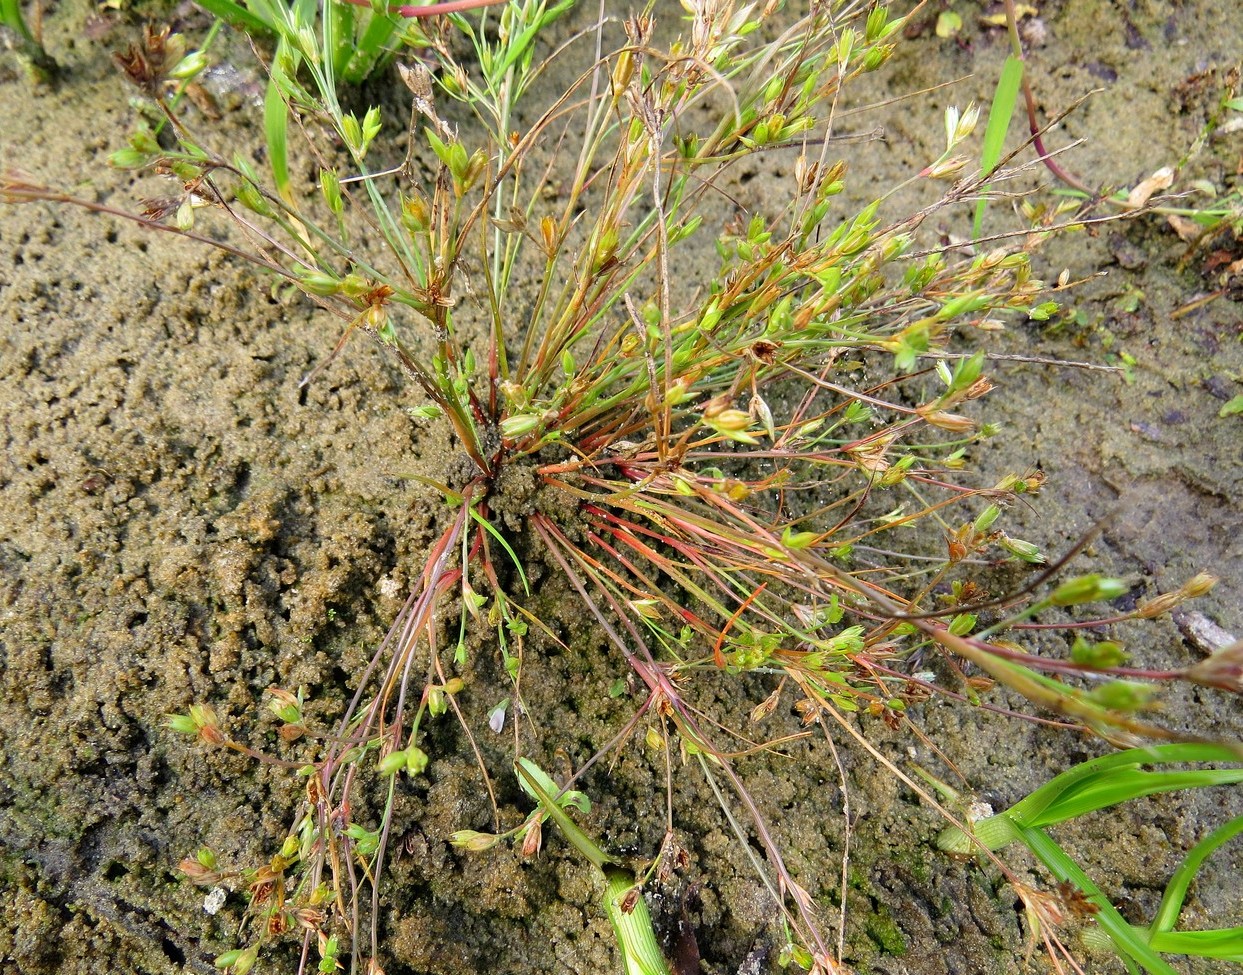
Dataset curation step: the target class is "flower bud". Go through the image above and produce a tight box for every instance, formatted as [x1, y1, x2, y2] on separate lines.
[859, 40, 891, 71]
[706, 407, 751, 431]
[377, 750, 409, 776]
[401, 191, 431, 233]
[500, 413, 541, 439]
[319, 168, 343, 214]
[1049, 574, 1128, 607]
[169, 50, 208, 80]
[973, 504, 1001, 534]
[953, 102, 980, 143]
[449, 830, 501, 852]
[865, 6, 889, 42]
[611, 49, 634, 95]
[998, 534, 1045, 564]
[948, 613, 976, 636]
[267, 687, 302, 724]
[1179, 573, 1218, 599]
[295, 270, 342, 296]
[405, 746, 429, 775]
[109, 147, 149, 170]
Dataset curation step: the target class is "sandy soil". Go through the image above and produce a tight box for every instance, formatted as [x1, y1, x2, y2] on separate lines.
[1, 2, 1241, 974]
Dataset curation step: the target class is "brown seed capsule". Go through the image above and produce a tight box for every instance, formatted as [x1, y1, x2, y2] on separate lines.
[520, 819, 543, 858]
[620, 887, 640, 915]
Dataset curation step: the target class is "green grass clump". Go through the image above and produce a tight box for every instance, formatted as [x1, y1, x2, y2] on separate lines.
[939, 744, 1243, 974]
[5, 1, 1240, 973]
[1, 0, 57, 80]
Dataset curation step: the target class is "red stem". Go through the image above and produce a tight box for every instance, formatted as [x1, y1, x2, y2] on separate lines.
[1002, 0, 1093, 195]
[961, 631, 1183, 681]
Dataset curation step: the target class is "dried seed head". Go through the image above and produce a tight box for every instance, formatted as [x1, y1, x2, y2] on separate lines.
[520, 818, 543, 858]
[1135, 591, 1183, 619]
[750, 686, 782, 723]
[294, 907, 324, 931]
[113, 25, 185, 96]
[923, 410, 976, 433]
[449, 830, 501, 853]
[962, 377, 996, 401]
[700, 393, 733, 419]
[620, 886, 640, 915]
[178, 857, 221, 886]
[1185, 640, 1243, 693]
[1179, 573, 1218, 599]
[278, 723, 306, 743]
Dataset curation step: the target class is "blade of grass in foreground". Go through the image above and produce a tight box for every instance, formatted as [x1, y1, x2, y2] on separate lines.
[516, 759, 671, 975]
[940, 743, 1243, 851]
[973, 53, 1024, 241]
[1148, 812, 1243, 959]
[1018, 823, 1179, 975]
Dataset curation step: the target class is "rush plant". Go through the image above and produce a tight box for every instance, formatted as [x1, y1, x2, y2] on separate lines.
[5, 1, 1238, 973]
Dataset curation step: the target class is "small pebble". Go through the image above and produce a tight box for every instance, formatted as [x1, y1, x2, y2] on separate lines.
[1173, 609, 1237, 656]
[204, 887, 227, 915]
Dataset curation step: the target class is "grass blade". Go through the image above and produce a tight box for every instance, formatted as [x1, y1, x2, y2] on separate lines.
[941, 743, 1243, 853]
[1038, 768, 1243, 825]
[973, 53, 1024, 240]
[1, 0, 36, 45]
[1017, 824, 1179, 975]
[468, 507, 530, 595]
[1148, 928, 1243, 961]
[264, 49, 294, 202]
[1, 0, 57, 76]
[1004, 743, 1241, 831]
[1149, 813, 1243, 935]
[345, 11, 401, 84]
[192, 0, 273, 36]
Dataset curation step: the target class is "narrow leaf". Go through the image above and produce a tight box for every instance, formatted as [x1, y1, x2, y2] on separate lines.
[973, 54, 1024, 240]
[515, 759, 612, 871]
[1018, 825, 1179, 975]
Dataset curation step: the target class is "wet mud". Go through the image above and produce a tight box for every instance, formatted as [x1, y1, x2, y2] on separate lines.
[1, 2, 1241, 974]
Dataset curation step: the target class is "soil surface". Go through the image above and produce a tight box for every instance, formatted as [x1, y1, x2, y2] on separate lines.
[2, 2, 1241, 975]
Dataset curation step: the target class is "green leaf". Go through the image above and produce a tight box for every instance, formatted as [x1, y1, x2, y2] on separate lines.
[468, 507, 529, 595]
[1217, 394, 1243, 418]
[604, 868, 672, 975]
[492, 0, 575, 80]
[1010, 745, 1242, 832]
[515, 759, 610, 871]
[264, 47, 296, 201]
[0, 0, 37, 44]
[1148, 927, 1243, 961]
[1017, 825, 1179, 975]
[974, 54, 1024, 240]
[1150, 813, 1243, 935]
[192, 0, 274, 35]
